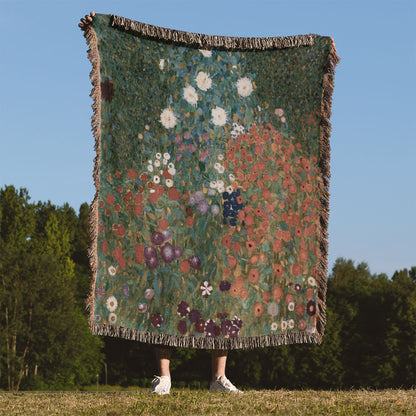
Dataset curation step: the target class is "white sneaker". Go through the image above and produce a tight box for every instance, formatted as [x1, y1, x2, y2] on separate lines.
[209, 375, 243, 393]
[151, 375, 171, 395]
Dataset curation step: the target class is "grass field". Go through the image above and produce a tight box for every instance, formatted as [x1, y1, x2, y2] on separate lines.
[0, 388, 415, 415]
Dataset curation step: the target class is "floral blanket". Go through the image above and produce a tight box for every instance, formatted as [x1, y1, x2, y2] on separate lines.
[83, 14, 338, 349]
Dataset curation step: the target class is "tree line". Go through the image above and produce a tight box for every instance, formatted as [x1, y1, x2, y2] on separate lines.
[0, 185, 414, 391]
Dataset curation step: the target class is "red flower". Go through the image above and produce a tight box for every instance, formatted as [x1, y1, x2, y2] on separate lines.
[106, 194, 115, 205]
[101, 78, 114, 102]
[249, 269, 259, 283]
[158, 218, 169, 230]
[168, 188, 180, 200]
[222, 235, 232, 249]
[254, 302, 264, 317]
[292, 263, 302, 277]
[273, 264, 284, 278]
[135, 244, 144, 263]
[273, 285, 283, 301]
[245, 240, 256, 252]
[127, 169, 137, 179]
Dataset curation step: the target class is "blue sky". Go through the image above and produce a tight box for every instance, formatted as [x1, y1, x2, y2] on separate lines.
[1, 0, 415, 277]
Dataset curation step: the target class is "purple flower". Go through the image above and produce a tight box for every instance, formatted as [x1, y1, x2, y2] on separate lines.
[205, 319, 220, 338]
[221, 320, 233, 336]
[95, 286, 105, 300]
[295, 283, 302, 292]
[174, 247, 183, 258]
[146, 256, 159, 269]
[229, 325, 239, 338]
[217, 312, 229, 319]
[178, 320, 187, 335]
[177, 301, 190, 318]
[306, 300, 316, 316]
[144, 246, 157, 259]
[197, 200, 210, 215]
[195, 319, 206, 333]
[151, 313, 163, 328]
[122, 285, 129, 298]
[161, 243, 175, 263]
[151, 231, 164, 246]
[189, 309, 202, 323]
[178, 143, 186, 152]
[189, 255, 202, 270]
[220, 281, 231, 291]
[211, 204, 220, 215]
[175, 135, 182, 144]
[189, 195, 197, 206]
[188, 144, 196, 153]
[194, 191, 205, 202]
[162, 230, 172, 241]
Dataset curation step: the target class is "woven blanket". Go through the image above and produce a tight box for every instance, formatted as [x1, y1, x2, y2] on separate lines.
[82, 14, 338, 349]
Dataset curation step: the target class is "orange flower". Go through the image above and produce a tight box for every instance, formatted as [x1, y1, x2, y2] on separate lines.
[159, 218, 169, 230]
[273, 285, 283, 301]
[234, 276, 245, 287]
[233, 241, 241, 253]
[236, 195, 244, 204]
[237, 211, 245, 221]
[283, 230, 291, 242]
[155, 185, 165, 196]
[286, 294, 293, 304]
[292, 263, 302, 277]
[257, 179, 264, 189]
[262, 189, 271, 200]
[227, 255, 237, 269]
[254, 302, 264, 317]
[168, 187, 180, 200]
[179, 260, 190, 273]
[306, 288, 314, 300]
[251, 195, 258, 202]
[116, 225, 125, 237]
[295, 226, 303, 238]
[273, 264, 284, 278]
[134, 204, 143, 215]
[134, 244, 144, 263]
[247, 227, 254, 238]
[288, 183, 296, 194]
[263, 291, 271, 302]
[271, 142, 278, 152]
[186, 216, 194, 226]
[249, 269, 259, 283]
[239, 287, 248, 300]
[224, 268, 231, 276]
[299, 249, 308, 262]
[222, 234, 232, 249]
[230, 285, 239, 297]
[259, 253, 266, 263]
[295, 303, 305, 316]
[272, 239, 282, 253]
[249, 255, 258, 265]
[245, 213, 254, 226]
[127, 169, 137, 179]
[106, 194, 115, 205]
[245, 240, 256, 252]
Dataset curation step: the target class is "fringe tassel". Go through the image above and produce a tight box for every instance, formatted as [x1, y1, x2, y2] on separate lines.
[82, 23, 102, 331]
[316, 40, 340, 342]
[91, 323, 321, 350]
[110, 14, 315, 50]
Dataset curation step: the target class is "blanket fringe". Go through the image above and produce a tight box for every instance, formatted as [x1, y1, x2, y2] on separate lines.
[82, 23, 102, 330]
[91, 323, 321, 349]
[316, 40, 340, 342]
[110, 14, 315, 50]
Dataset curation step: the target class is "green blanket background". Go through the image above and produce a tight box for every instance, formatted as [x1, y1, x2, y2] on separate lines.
[83, 14, 338, 349]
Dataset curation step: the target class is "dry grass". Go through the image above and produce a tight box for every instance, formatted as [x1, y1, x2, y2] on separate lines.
[0, 388, 415, 415]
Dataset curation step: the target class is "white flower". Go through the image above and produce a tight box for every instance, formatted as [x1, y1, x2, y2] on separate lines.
[211, 106, 227, 126]
[155, 153, 162, 160]
[147, 165, 154, 172]
[236, 77, 254, 97]
[168, 162, 175, 169]
[106, 296, 118, 312]
[199, 49, 212, 57]
[268, 302, 279, 317]
[148, 159, 153, 164]
[209, 181, 217, 189]
[271, 322, 278, 331]
[288, 319, 295, 329]
[108, 266, 116, 276]
[217, 184, 225, 193]
[216, 180, 224, 187]
[168, 168, 176, 176]
[214, 162, 221, 171]
[288, 301, 295, 312]
[226, 185, 233, 193]
[160, 108, 177, 129]
[275, 108, 284, 117]
[149, 189, 156, 193]
[217, 154, 224, 161]
[281, 320, 288, 330]
[160, 170, 163, 174]
[165, 179, 174, 188]
[229, 174, 236, 181]
[109, 313, 117, 324]
[159, 59, 165, 70]
[308, 276, 317, 286]
[195, 71, 212, 91]
[218, 165, 225, 174]
[163, 152, 171, 160]
[153, 175, 160, 184]
[162, 158, 168, 165]
[281, 116, 286, 123]
[231, 122, 245, 139]
[200, 281, 213, 297]
[208, 189, 216, 196]
[154, 159, 161, 167]
[183, 85, 198, 106]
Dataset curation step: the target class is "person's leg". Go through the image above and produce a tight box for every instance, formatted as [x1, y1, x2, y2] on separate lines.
[157, 347, 172, 378]
[210, 349, 243, 393]
[211, 349, 227, 381]
[152, 347, 172, 394]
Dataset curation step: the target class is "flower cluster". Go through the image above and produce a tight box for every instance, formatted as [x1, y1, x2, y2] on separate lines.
[222, 188, 244, 226]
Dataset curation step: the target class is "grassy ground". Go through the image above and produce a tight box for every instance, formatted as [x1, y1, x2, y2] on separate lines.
[0, 388, 414, 415]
